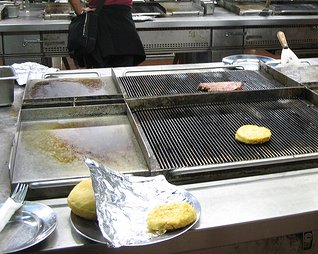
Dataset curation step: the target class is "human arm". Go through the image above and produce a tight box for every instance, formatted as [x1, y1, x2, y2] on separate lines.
[69, 0, 85, 15]
[69, 0, 95, 15]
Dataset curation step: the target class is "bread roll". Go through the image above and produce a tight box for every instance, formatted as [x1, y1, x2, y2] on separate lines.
[67, 178, 97, 220]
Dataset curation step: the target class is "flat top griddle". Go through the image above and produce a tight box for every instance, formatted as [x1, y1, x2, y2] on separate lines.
[118, 70, 289, 98]
[25, 78, 108, 99]
[132, 2, 166, 16]
[11, 104, 148, 189]
[219, 1, 318, 15]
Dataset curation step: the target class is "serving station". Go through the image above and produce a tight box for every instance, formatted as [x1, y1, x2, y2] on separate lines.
[2, 0, 318, 252]
[0, 1, 318, 65]
[1, 57, 318, 253]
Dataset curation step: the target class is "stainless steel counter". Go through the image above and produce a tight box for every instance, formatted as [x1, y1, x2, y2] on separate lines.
[0, 7, 318, 32]
[2, 61, 318, 253]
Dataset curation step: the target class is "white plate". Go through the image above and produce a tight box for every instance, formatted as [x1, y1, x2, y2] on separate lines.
[70, 190, 201, 246]
[0, 201, 57, 253]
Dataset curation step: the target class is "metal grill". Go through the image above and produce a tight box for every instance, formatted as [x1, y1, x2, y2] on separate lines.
[132, 96, 318, 170]
[119, 70, 286, 98]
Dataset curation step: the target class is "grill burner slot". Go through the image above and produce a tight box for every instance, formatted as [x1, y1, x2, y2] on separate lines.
[119, 70, 286, 98]
[131, 93, 318, 171]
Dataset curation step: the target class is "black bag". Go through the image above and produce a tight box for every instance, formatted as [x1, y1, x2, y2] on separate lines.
[67, 0, 105, 59]
[67, 12, 99, 54]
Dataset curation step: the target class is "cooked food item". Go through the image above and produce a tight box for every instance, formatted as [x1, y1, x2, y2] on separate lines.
[197, 81, 243, 92]
[147, 202, 197, 233]
[67, 178, 97, 220]
[235, 124, 272, 144]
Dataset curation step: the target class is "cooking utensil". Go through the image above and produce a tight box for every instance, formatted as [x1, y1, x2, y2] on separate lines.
[0, 183, 28, 232]
[277, 31, 301, 66]
[259, 0, 272, 16]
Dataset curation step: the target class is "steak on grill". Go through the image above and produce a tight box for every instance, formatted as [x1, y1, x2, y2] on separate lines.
[197, 81, 243, 92]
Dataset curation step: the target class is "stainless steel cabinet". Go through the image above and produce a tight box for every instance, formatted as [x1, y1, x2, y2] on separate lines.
[212, 28, 244, 48]
[3, 32, 41, 55]
[42, 31, 69, 56]
[138, 28, 211, 54]
[244, 26, 318, 49]
[211, 28, 244, 61]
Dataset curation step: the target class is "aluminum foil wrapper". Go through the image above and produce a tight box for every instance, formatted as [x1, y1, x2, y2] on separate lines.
[85, 158, 200, 248]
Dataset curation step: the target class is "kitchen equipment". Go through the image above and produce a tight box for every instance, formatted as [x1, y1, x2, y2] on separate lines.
[277, 31, 301, 67]
[0, 183, 28, 233]
[222, 54, 274, 70]
[261, 62, 318, 88]
[200, 0, 215, 15]
[259, 0, 272, 16]
[43, 3, 75, 20]
[0, 66, 17, 106]
[0, 5, 6, 20]
[115, 67, 286, 98]
[159, 1, 204, 16]
[219, 0, 318, 16]
[132, 2, 166, 16]
[4, 4, 20, 18]
[10, 64, 314, 200]
[23, 71, 123, 107]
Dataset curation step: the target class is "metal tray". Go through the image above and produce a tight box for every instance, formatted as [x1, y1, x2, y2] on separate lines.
[261, 62, 318, 88]
[23, 71, 123, 107]
[132, 2, 166, 16]
[9, 103, 148, 199]
[159, 2, 204, 16]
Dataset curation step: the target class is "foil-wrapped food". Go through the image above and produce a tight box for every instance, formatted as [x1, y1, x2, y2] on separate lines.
[82, 158, 201, 247]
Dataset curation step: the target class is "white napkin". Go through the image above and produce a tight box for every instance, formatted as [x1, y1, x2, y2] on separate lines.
[11, 62, 59, 86]
[0, 198, 22, 233]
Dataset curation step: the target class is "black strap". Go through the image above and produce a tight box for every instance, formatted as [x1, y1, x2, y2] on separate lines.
[95, 0, 105, 14]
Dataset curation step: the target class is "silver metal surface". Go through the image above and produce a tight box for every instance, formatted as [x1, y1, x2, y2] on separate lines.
[9, 103, 148, 199]
[0, 201, 57, 253]
[222, 54, 274, 70]
[0, 7, 317, 32]
[3, 63, 318, 253]
[263, 63, 318, 88]
[22, 168, 318, 253]
[0, 66, 17, 106]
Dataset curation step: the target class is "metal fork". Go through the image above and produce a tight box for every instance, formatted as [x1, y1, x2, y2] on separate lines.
[0, 183, 28, 232]
[11, 183, 28, 204]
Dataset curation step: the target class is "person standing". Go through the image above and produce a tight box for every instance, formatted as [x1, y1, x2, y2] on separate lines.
[69, 0, 146, 68]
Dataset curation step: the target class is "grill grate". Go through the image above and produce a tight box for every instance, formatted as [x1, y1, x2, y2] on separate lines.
[132, 97, 318, 170]
[119, 70, 286, 98]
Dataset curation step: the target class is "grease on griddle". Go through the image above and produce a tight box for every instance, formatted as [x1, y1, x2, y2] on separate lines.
[29, 78, 103, 98]
[35, 132, 80, 163]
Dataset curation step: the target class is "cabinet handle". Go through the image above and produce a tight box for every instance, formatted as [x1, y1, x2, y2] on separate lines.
[22, 39, 44, 47]
[22, 39, 62, 47]
[225, 31, 246, 37]
[245, 35, 263, 40]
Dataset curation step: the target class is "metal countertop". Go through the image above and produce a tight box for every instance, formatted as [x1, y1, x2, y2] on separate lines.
[0, 7, 318, 32]
[2, 61, 318, 252]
